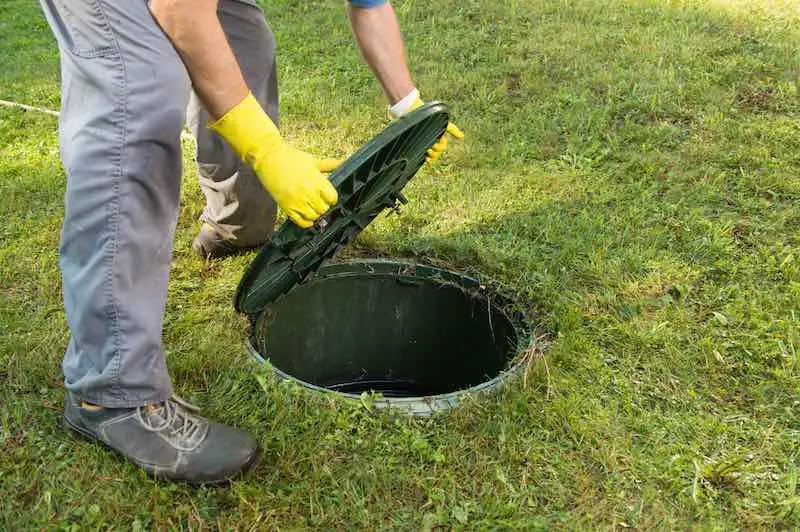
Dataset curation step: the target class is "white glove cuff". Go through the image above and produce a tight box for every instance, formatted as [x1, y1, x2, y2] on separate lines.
[388, 88, 420, 117]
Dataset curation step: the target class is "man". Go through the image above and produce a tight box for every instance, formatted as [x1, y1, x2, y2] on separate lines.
[39, 0, 463, 484]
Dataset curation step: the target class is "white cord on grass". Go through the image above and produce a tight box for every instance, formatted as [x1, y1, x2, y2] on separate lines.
[0, 98, 60, 117]
[0, 97, 194, 140]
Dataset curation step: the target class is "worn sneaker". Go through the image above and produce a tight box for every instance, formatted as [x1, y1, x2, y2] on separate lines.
[64, 393, 260, 485]
[192, 223, 253, 259]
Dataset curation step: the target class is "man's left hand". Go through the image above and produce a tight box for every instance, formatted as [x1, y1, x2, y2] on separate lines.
[390, 90, 464, 164]
[425, 121, 464, 163]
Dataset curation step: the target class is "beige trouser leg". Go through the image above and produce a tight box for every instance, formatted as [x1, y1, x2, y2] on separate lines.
[186, 0, 279, 248]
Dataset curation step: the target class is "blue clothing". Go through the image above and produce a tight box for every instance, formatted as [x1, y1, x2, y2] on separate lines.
[348, 0, 387, 7]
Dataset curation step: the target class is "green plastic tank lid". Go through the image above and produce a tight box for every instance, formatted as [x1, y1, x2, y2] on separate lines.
[235, 102, 451, 314]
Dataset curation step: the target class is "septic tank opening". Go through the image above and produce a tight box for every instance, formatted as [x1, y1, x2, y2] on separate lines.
[249, 260, 522, 414]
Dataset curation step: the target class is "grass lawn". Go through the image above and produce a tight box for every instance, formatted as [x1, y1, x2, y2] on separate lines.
[2, 0, 800, 528]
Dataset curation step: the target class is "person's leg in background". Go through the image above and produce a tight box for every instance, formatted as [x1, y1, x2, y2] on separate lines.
[188, 0, 279, 258]
[40, 0, 258, 483]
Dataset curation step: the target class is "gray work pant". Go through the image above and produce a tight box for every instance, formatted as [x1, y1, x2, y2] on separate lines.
[40, 0, 278, 407]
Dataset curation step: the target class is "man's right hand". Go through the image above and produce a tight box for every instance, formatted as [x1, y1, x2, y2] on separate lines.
[255, 143, 340, 228]
[151, 0, 339, 227]
[210, 93, 339, 228]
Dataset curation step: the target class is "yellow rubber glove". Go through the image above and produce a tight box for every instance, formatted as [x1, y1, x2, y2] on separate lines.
[210, 93, 339, 228]
[390, 93, 464, 163]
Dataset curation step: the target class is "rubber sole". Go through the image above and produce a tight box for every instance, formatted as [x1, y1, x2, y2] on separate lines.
[63, 414, 262, 486]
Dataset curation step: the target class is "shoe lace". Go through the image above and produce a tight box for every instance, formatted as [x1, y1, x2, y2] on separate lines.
[137, 394, 203, 441]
